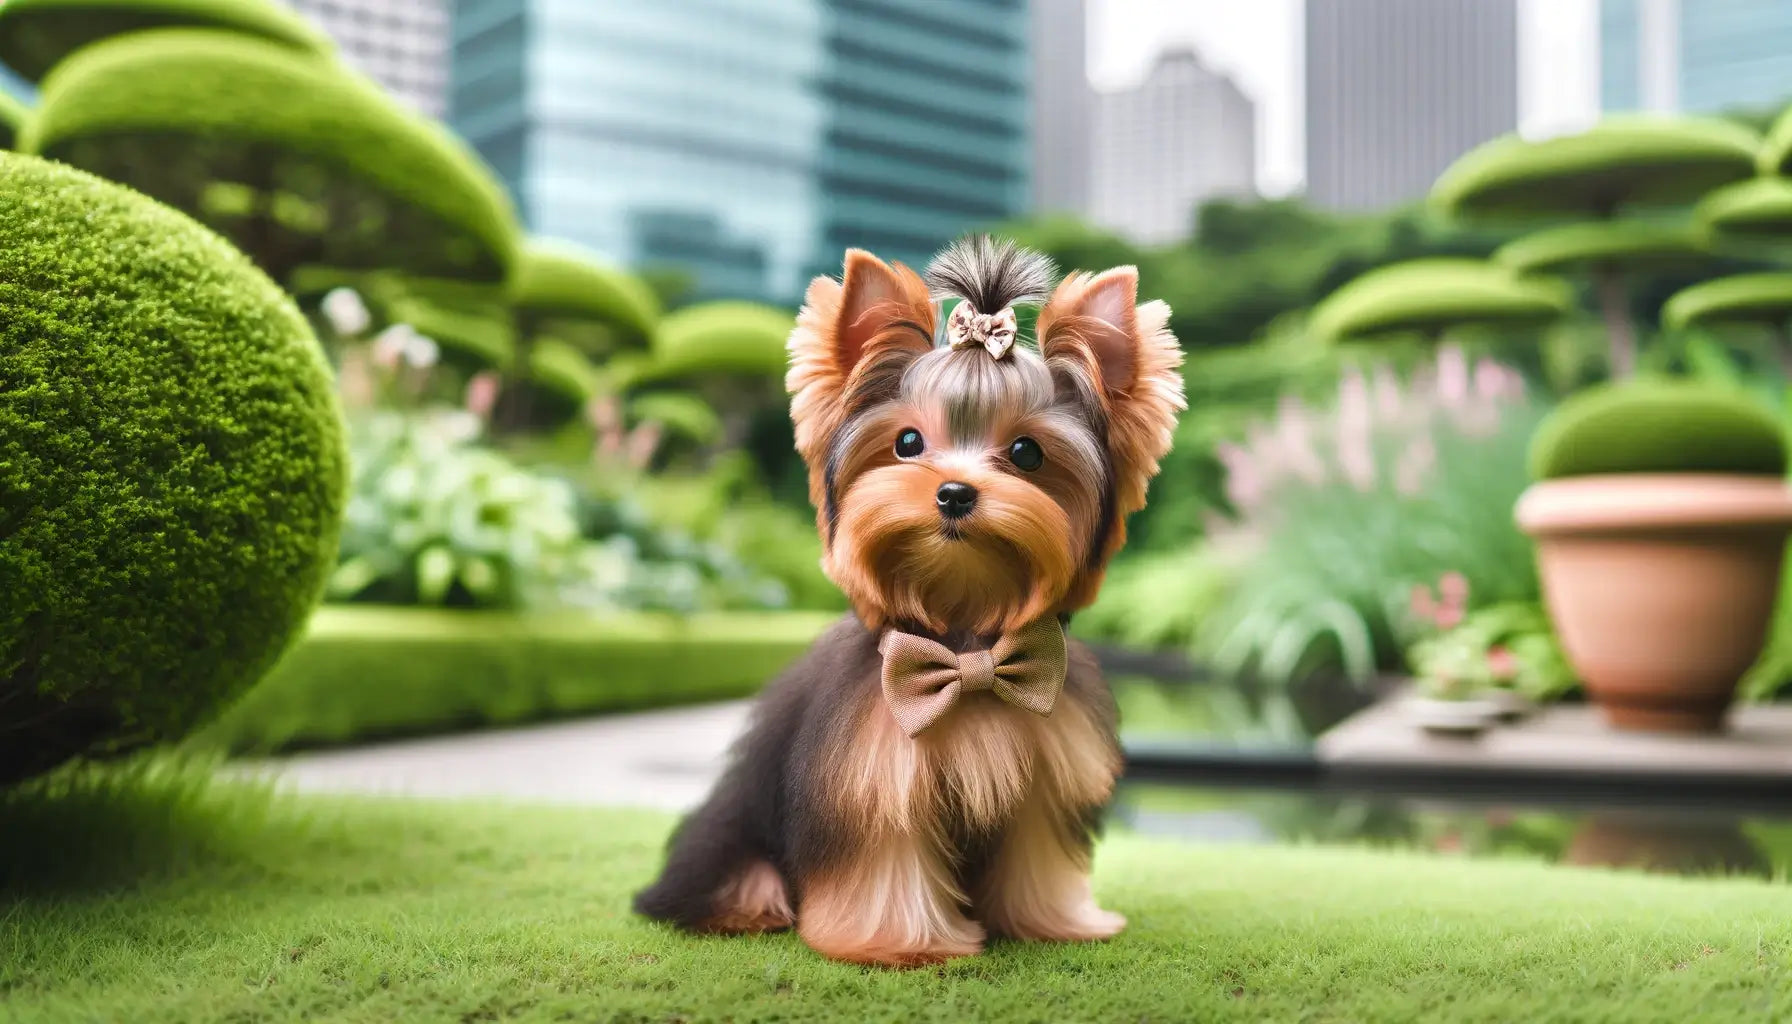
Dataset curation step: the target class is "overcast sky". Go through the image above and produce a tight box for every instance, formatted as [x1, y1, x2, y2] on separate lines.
[1088, 0, 1603, 197]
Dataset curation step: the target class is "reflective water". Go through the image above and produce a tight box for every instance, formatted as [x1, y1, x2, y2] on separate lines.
[1105, 669, 1792, 880]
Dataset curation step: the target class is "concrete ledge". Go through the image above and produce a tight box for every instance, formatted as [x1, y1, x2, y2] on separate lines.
[1318, 698, 1792, 779]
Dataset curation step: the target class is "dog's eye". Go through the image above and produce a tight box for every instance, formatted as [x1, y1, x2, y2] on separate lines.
[894, 428, 926, 459]
[1008, 436, 1044, 472]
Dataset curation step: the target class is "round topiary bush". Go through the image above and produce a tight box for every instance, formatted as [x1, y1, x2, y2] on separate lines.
[1529, 381, 1787, 480]
[0, 153, 346, 784]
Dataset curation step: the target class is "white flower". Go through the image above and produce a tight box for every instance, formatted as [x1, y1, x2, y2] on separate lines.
[403, 330, 440, 369]
[371, 324, 413, 369]
[321, 288, 372, 337]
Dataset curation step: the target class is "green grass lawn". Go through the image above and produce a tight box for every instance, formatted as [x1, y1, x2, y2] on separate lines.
[4, 764, 1791, 1023]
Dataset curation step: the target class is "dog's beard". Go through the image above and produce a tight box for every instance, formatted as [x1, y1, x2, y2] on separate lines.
[829, 468, 1075, 635]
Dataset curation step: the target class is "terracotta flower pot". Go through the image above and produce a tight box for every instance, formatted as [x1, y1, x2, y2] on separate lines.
[1516, 474, 1792, 733]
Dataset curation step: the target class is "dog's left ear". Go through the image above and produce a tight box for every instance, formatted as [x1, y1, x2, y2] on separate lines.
[1038, 266, 1186, 554]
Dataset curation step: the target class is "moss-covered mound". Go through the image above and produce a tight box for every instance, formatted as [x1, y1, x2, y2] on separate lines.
[25, 28, 518, 283]
[1530, 381, 1787, 480]
[0, 91, 27, 151]
[0, 153, 347, 784]
[0, 0, 330, 82]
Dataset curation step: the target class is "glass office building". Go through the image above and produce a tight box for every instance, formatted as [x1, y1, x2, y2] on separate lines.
[1, 64, 32, 105]
[809, 0, 1031, 278]
[450, 0, 1029, 303]
[1602, 0, 1792, 115]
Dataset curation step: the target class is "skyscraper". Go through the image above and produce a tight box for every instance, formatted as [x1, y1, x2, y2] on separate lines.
[452, 1, 823, 302]
[449, 0, 1030, 303]
[1089, 48, 1255, 245]
[809, 0, 1031, 279]
[285, 0, 450, 117]
[1304, 0, 1519, 212]
[0, 64, 31, 106]
[1030, 0, 1092, 215]
[1602, 0, 1792, 115]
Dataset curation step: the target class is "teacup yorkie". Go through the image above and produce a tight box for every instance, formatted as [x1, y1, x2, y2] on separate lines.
[634, 236, 1185, 967]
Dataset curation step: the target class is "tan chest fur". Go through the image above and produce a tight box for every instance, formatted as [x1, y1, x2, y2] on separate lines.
[828, 689, 1120, 845]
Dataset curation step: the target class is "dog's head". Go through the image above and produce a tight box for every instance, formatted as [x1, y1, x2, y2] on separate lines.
[787, 237, 1185, 635]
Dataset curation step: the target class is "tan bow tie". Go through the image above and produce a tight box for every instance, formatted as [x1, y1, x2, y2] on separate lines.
[878, 618, 1068, 737]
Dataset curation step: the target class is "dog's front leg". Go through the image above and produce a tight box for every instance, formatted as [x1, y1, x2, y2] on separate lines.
[973, 785, 1125, 943]
[796, 825, 984, 968]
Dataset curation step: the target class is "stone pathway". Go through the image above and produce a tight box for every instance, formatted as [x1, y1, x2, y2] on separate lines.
[234, 701, 751, 811]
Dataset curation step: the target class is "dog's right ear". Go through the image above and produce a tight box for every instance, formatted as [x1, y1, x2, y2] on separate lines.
[787, 249, 936, 507]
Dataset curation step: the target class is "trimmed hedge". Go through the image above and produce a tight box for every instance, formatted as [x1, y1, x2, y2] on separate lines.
[0, 0, 330, 82]
[514, 240, 661, 346]
[197, 606, 839, 752]
[0, 91, 26, 150]
[1433, 116, 1761, 220]
[0, 153, 346, 784]
[26, 28, 519, 282]
[1530, 381, 1787, 480]
[1307, 258, 1572, 343]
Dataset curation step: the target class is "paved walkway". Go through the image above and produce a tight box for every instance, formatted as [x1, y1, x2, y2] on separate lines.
[235, 701, 752, 811]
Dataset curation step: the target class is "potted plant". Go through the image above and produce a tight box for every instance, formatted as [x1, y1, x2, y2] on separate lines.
[1516, 381, 1792, 731]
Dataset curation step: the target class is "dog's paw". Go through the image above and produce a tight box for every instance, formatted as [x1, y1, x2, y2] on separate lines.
[802, 920, 987, 969]
[995, 902, 1127, 943]
[817, 935, 986, 969]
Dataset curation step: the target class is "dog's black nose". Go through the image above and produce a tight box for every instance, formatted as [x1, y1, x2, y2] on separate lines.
[936, 482, 977, 519]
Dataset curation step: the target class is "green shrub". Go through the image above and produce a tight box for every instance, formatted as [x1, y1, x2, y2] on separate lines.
[1529, 380, 1786, 479]
[332, 410, 789, 613]
[197, 606, 837, 751]
[0, 153, 346, 784]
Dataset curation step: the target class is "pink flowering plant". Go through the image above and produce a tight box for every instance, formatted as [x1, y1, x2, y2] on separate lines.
[1403, 577, 1576, 702]
[1199, 345, 1547, 686]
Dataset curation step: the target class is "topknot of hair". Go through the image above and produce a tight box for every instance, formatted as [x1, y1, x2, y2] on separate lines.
[924, 234, 1057, 316]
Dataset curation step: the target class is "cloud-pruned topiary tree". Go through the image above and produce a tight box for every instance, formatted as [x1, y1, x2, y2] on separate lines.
[499, 240, 664, 430]
[1663, 272, 1792, 373]
[0, 153, 347, 784]
[1432, 116, 1760, 378]
[0, 91, 25, 151]
[1760, 103, 1792, 180]
[0, 0, 330, 82]
[23, 29, 519, 288]
[1696, 176, 1792, 246]
[1308, 257, 1573, 345]
[513, 240, 661, 354]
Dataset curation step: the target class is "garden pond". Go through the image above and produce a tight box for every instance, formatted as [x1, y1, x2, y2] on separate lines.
[1104, 662, 1792, 880]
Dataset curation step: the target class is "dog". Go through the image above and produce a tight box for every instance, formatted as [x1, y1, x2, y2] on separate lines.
[634, 236, 1185, 967]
